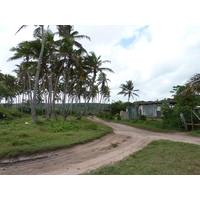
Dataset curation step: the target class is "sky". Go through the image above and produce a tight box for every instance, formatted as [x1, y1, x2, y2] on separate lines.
[1, 25, 200, 103]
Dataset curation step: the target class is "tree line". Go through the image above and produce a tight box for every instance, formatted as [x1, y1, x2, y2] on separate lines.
[2, 25, 114, 123]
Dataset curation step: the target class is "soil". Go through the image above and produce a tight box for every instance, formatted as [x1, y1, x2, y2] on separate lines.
[1, 117, 200, 175]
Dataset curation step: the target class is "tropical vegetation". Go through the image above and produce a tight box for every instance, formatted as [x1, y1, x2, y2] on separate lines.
[4, 25, 114, 123]
[0, 115, 112, 159]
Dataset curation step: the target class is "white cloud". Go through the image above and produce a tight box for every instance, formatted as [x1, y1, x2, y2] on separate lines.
[1, 25, 200, 102]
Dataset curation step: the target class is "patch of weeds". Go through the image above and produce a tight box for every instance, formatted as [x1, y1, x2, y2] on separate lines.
[11, 139, 31, 146]
[52, 121, 80, 132]
[17, 132, 29, 138]
[111, 143, 119, 148]
[1, 130, 9, 136]
[82, 123, 97, 130]
[62, 133, 73, 136]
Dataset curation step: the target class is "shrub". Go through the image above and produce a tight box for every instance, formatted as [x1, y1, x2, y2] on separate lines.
[0, 107, 23, 120]
[116, 113, 121, 120]
[52, 121, 80, 132]
[139, 114, 147, 121]
[17, 107, 31, 114]
[132, 117, 139, 123]
[97, 112, 114, 120]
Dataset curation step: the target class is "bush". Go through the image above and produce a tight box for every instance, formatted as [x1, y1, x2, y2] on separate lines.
[52, 121, 80, 132]
[97, 112, 114, 120]
[161, 104, 199, 131]
[116, 113, 121, 120]
[36, 108, 46, 115]
[17, 107, 31, 114]
[0, 107, 23, 120]
[139, 114, 147, 121]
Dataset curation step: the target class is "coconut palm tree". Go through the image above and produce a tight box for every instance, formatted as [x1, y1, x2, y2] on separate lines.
[118, 80, 139, 102]
[15, 25, 45, 123]
[56, 25, 90, 121]
[185, 73, 200, 95]
[97, 72, 111, 111]
[76, 52, 113, 119]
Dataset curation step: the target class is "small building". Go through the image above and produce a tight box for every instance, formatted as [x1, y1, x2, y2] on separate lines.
[138, 100, 176, 118]
[119, 100, 176, 120]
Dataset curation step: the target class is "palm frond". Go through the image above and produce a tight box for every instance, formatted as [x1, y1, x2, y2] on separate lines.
[15, 25, 28, 35]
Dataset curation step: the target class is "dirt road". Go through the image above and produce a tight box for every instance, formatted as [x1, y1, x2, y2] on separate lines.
[1, 117, 200, 175]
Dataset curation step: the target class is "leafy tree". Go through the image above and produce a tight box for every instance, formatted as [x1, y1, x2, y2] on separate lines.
[162, 85, 200, 131]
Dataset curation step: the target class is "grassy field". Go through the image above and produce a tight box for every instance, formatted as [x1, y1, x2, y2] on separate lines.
[85, 140, 200, 175]
[0, 115, 112, 159]
[112, 118, 181, 132]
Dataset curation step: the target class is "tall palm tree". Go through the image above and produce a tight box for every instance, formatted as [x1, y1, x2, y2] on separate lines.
[76, 52, 113, 119]
[15, 25, 45, 123]
[118, 80, 139, 102]
[56, 25, 90, 121]
[97, 72, 111, 111]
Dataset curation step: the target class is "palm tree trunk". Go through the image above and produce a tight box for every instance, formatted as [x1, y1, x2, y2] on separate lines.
[52, 76, 59, 120]
[46, 73, 53, 120]
[77, 74, 96, 120]
[61, 65, 71, 121]
[31, 25, 44, 124]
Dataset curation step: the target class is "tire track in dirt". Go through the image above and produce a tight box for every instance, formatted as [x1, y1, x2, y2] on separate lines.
[0, 117, 200, 175]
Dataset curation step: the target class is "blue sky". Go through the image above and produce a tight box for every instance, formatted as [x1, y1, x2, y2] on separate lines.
[118, 26, 150, 48]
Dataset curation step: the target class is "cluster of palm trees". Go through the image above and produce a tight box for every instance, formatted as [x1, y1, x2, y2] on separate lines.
[8, 25, 114, 122]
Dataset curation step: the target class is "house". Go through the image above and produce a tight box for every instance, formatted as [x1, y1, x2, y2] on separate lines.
[138, 100, 176, 118]
[120, 100, 176, 120]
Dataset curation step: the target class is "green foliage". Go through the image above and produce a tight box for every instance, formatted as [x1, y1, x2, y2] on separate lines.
[0, 116, 112, 159]
[0, 107, 23, 120]
[51, 121, 80, 132]
[17, 107, 31, 114]
[139, 114, 147, 121]
[116, 113, 121, 120]
[36, 108, 47, 115]
[109, 101, 126, 116]
[161, 85, 200, 131]
[171, 85, 198, 108]
[97, 112, 114, 120]
[117, 118, 178, 132]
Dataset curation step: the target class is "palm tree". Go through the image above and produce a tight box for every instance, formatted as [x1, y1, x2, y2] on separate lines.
[76, 52, 113, 119]
[185, 73, 200, 95]
[97, 72, 111, 111]
[118, 80, 139, 102]
[56, 25, 90, 121]
[15, 25, 45, 123]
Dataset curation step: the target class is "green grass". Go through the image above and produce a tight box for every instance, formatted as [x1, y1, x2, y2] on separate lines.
[85, 140, 200, 175]
[113, 118, 200, 136]
[188, 130, 200, 137]
[112, 119, 180, 132]
[0, 115, 112, 159]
